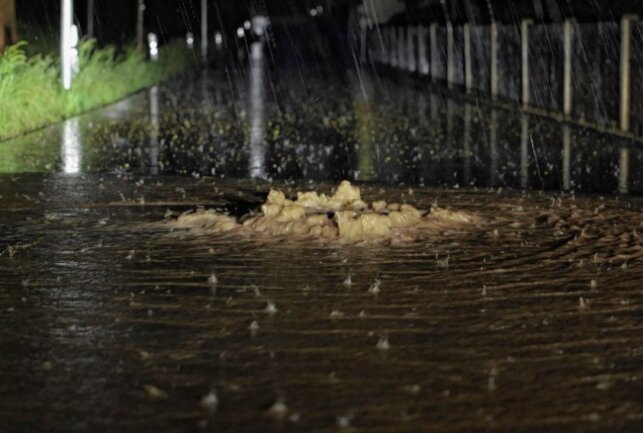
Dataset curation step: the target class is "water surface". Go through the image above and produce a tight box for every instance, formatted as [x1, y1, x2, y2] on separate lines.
[0, 63, 642, 433]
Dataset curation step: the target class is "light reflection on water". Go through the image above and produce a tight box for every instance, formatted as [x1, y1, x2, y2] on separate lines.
[0, 176, 641, 432]
[619, 147, 629, 194]
[149, 86, 160, 175]
[0, 65, 640, 194]
[249, 40, 266, 179]
[61, 117, 81, 175]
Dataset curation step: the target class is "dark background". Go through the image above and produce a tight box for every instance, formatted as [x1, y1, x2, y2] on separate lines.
[16, 0, 330, 45]
[15, 0, 643, 46]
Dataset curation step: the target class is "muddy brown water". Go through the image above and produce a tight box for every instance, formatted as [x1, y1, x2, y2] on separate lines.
[1, 68, 643, 432]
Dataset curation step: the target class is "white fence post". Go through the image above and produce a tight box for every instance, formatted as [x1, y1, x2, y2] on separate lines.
[521, 19, 532, 107]
[619, 14, 638, 132]
[563, 19, 574, 117]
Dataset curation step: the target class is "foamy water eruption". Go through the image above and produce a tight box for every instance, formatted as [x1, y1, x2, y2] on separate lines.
[168, 181, 482, 243]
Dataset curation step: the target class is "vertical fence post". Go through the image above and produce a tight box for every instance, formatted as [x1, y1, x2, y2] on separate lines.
[521, 19, 532, 108]
[618, 14, 634, 195]
[446, 22, 454, 88]
[464, 23, 472, 93]
[418, 26, 429, 74]
[490, 21, 498, 100]
[563, 19, 574, 117]
[619, 14, 638, 132]
[407, 26, 416, 72]
[430, 23, 438, 82]
[520, 114, 529, 189]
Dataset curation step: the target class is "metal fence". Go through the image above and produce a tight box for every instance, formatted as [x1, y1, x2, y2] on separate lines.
[368, 16, 642, 141]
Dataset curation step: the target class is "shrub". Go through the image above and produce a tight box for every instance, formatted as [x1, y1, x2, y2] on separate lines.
[0, 38, 193, 141]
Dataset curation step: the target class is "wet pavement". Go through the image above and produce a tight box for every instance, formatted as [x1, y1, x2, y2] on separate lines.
[1, 59, 642, 432]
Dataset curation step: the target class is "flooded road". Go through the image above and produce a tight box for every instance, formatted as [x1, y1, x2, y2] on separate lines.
[1, 65, 642, 194]
[1, 61, 642, 432]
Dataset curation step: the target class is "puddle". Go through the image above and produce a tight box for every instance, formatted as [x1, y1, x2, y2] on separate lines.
[0, 65, 642, 432]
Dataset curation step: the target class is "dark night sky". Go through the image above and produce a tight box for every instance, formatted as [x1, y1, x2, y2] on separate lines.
[15, 0, 643, 46]
[16, 0, 261, 45]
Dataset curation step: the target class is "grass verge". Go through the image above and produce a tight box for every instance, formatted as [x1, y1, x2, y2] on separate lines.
[0, 39, 194, 141]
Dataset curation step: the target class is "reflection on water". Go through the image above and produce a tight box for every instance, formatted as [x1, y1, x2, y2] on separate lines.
[521, 115, 529, 189]
[0, 176, 642, 432]
[248, 40, 266, 179]
[102, 97, 133, 120]
[563, 125, 572, 191]
[463, 103, 472, 185]
[619, 147, 629, 194]
[0, 66, 640, 194]
[149, 86, 160, 175]
[351, 70, 375, 181]
[61, 117, 81, 174]
[1, 60, 643, 433]
[489, 109, 499, 188]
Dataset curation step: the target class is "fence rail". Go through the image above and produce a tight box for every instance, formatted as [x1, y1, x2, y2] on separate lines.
[368, 16, 643, 141]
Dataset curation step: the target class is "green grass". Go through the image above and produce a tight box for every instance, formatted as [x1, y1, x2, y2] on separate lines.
[0, 38, 194, 141]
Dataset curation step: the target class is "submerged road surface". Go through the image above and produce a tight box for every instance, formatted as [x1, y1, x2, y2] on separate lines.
[0, 63, 642, 433]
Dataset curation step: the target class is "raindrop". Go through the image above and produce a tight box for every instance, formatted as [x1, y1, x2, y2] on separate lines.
[579, 297, 590, 310]
[144, 385, 167, 399]
[201, 390, 219, 413]
[268, 399, 288, 418]
[249, 320, 260, 334]
[264, 301, 277, 314]
[368, 278, 381, 294]
[207, 273, 218, 285]
[337, 414, 353, 428]
[376, 333, 390, 350]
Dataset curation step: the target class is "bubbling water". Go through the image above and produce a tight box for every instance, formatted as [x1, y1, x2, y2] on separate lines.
[169, 181, 482, 243]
